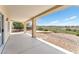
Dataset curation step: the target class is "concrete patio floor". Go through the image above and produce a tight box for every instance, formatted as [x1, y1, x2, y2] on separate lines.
[1, 33, 66, 54]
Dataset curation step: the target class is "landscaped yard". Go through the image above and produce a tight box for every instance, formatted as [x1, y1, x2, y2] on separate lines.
[27, 26, 79, 53]
[36, 32, 79, 53]
[37, 26, 79, 36]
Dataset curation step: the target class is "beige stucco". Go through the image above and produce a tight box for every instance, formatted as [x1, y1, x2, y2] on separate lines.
[23, 22, 27, 33]
[0, 6, 10, 43]
[32, 18, 36, 38]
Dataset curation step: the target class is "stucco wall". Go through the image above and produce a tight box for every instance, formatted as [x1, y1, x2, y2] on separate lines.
[0, 6, 10, 50]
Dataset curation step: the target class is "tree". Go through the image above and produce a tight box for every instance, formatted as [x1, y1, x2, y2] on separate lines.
[13, 22, 24, 29]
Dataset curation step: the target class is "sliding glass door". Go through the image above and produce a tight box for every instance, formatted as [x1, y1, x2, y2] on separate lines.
[0, 13, 3, 46]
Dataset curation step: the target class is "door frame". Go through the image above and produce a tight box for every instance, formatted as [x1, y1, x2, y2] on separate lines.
[0, 13, 4, 45]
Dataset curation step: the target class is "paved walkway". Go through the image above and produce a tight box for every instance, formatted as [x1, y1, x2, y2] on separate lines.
[2, 33, 65, 54]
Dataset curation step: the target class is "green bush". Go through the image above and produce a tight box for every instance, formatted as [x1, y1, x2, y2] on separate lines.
[44, 29, 48, 31]
[27, 27, 32, 30]
[76, 33, 79, 36]
[66, 28, 72, 31]
[52, 30, 58, 33]
[73, 29, 77, 32]
[13, 22, 24, 29]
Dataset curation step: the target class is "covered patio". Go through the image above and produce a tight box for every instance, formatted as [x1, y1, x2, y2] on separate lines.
[8, 5, 66, 38]
[2, 32, 66, 54]
[0, 5, 74, 54]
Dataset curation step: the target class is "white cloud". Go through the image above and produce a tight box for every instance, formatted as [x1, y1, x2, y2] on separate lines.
[37, 15, 78, 26]
[65, 16, 77, 21]
[50, 20, 59, 24]
[46, 16, 78, 26]
[46, 20, 59, 26]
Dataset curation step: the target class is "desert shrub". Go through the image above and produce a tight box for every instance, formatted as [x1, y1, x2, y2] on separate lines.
[66, 28, 72, 31]
[52, 30, 58, 33]
[37, 27, 44, 30]
[76, 33, 79, 36]
[73, 29, 77, 32]
[44, 29, 48, 31]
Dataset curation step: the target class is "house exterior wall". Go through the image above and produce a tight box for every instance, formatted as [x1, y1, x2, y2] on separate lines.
[0, 6, 10, 53]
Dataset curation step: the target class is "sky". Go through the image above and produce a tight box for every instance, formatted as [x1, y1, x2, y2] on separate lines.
[37, 6, 79, 26]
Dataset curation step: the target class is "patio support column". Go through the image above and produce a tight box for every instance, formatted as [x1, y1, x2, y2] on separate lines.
[10, 21, 13, 33]
[24, 22, 27, 33]
[32, 18, 36, 38]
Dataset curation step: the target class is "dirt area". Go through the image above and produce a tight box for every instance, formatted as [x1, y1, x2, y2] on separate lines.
[27, 31, 79, 54]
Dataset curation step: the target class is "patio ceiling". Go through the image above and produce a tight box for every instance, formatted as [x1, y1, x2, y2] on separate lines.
[4, 5, 68, 22]
[5, 5, 55, 21]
